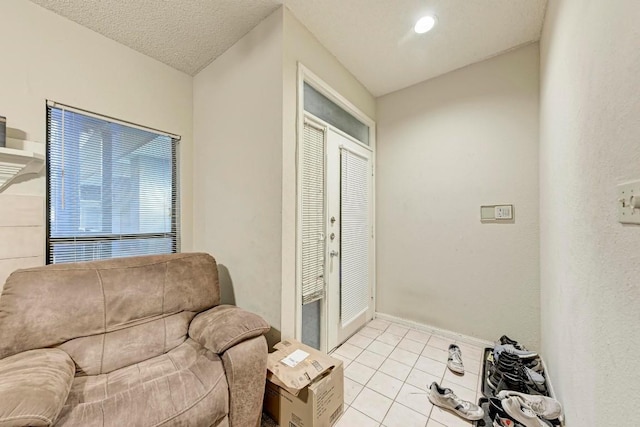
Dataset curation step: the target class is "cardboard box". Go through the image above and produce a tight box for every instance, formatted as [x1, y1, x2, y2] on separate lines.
[264, 340, 344, 427]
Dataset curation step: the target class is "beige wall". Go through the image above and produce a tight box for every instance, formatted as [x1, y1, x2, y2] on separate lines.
[192, 7, 376, 343]
[376, 44, 540, 348]
[192, 10, 284, 344]
[0, 0, 193, 283]
[0, 196, 44, 292]
[540, 1, 640, 424]
[281, 8, 376, 339]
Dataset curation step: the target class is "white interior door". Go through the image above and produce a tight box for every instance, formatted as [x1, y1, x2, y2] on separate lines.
[326, 129, 373, 351]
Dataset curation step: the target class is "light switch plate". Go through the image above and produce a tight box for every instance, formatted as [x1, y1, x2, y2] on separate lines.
[617, 180, 640, 224]
[495, 205, 513, 219]
[481, 204, 514, 221]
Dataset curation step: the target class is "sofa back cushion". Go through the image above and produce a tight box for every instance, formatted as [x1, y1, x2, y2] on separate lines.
[0, 253, 219, 374]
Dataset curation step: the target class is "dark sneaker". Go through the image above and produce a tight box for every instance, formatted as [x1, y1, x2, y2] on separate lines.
[488, 398, 510, 420]
[499, 352, 544, 375]
[489, 352, 545, 390]
[494, 344, 538, 359]
[488, 363, 507, 390]
[494, 350, 519, 365]
[428, 382, 484, 421]
[447, 344, 465, 375]
[499, 335, 529, 351]
[496, 372, 546, 396]
[525, 367, 545, 385]
[488, 353, 517, 389]
[515, 364, 547, 394]
[525, 357, 544, 373]
[503, 353, 544, 381]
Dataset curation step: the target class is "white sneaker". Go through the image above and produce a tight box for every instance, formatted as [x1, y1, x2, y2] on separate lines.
[428, 382, 484, 421]
[447, 344, 465, 375]
[497, 391, 563, 420]
[502, 396, 553, 427]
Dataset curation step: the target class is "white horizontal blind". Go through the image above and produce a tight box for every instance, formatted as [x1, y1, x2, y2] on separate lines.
[46, 106, 180, 264]
[301, 122, 326, 305]
[340, 148, 370, 325]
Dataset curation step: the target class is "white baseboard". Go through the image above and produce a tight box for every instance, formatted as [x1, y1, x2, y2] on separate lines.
[374, 312, 494, 348]
[374, 312, 563, 424]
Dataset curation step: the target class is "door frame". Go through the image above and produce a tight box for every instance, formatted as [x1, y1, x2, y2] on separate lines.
[295, 63, 376, 351]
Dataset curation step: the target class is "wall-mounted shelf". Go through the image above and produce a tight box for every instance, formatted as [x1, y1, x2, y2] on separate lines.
[0, 146, 45, 192]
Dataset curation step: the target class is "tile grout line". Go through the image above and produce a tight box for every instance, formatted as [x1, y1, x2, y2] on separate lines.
[340, 319, 485, 427]
[346, 405, 380, 426]
[369, 323, 397, 426]
[377, 328, 424, 425]
[370, 322, 419, 425]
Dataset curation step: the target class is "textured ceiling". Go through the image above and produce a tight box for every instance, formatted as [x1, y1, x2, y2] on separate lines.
[28, 0, 547, 96]
[28, 0, 282, 76]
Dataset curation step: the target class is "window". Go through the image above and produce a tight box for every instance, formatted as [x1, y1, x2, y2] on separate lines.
[46, 103, 180, 264]
[303, 82, 370, 145]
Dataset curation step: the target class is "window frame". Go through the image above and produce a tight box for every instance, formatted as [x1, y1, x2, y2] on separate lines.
[45, 101, 181, 264]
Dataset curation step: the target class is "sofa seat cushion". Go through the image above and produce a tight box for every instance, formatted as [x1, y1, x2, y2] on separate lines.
[55, 339, 228, 427]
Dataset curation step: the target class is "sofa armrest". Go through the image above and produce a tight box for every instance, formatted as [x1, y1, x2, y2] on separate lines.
[0, 348, 75, 427]
[222, 336, 268, 427]
[188, 305, 270, 354]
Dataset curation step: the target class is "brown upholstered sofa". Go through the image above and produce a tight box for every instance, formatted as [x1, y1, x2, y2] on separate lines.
[0, 253, 270, 427]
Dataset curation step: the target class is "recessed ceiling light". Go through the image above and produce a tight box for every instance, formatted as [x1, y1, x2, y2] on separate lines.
[414, 15, 437, 34]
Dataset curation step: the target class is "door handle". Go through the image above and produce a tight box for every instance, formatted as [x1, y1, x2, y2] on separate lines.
[330, 250, 339, 257]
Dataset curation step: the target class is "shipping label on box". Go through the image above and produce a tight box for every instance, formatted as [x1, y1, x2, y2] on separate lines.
[267, 339, 338, 395]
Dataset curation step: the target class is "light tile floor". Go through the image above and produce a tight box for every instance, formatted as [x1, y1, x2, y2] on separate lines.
[331, 318, 486, 427]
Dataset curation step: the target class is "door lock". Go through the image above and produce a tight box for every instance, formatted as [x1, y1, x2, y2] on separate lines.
[330, 232, 335, 240]
[330, 250, 339, 257]
[330, 216, 336, 225]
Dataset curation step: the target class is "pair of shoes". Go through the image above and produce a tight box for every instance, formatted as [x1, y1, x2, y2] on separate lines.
[491, 393, 562, 427]
[495, 370, 547, 396]
[428, 382, 484, 421]
[499, 335, 529, 351]
[525, 357, 544, 373]
[491, 352, 545, 384]
[494, 344, 538, 360]
[495, 343, 544, 373]
[447, 344, 464, 375]
[502, 396, 556, 427]
[497, 391, 563, 420]
[488, 352, 546, 394]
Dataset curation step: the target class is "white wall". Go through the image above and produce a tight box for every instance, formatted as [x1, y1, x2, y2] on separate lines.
[376, 44, 540, 348]
[540, 1, 640, 424]
[0, 0, 193, 283]
[193, 10, 284, 345]
[281, 8, 377, 339]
